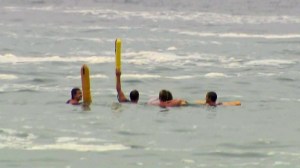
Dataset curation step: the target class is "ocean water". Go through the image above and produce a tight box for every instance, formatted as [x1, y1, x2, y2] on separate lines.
[1, 0, 300, 167]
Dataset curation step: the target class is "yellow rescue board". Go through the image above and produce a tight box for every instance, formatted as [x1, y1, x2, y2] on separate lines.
[222, 101, 241, 106]
[115, 38, 122, 71]
[195, 100, 241, 106]
[81, 64, 92, 104]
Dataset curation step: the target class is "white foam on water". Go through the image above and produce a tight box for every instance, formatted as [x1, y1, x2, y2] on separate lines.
[0, 54, 113, 64]
[211, 41, 222, 45]
[182, 159, 195, 164]
[279, 98, 291, 101]
[221, 33, 300, 39]
[273, 161, 291, 166]
[0, 128, 37, 149]
[22, 125, 33, 129]
[245, 59, 296, 66]
[145, 147, 192, 152]
[66, 76, 81, 79]
[91, 74, 109, 79]
[278, 151, 300, 157]
[72, 37, 103, 43]
[257, 73, 276, 77]
[237, 162, 260, 166]
[26, 140, 130, 152]
[278, 98, 300, 103]
[0, 87, 5, 93]
[224, 62, 244, 68]
[28, 143, 129, 152]
[231, 95, 243, 98]
[2, 84, 66, 93]
[0, 129, 129, 152]
[1, 31, 18, 38]
[196, 62, 214, 67]
[166, 75, 194, 80]
[3, 6, 54, 12]
[124, 51, 179, 65]
[68, 74, 161, 79]
[66, 74, 108, 79]
[63, 9, 300, 24]
[204, 73, 229, 78]
[169, 29, 300, 39]
[219, 57, 244, 68]
[56, 137, 107, 143]
[167, 46, 177, 51]
[3, 6, 22, 12]
[22, 33, 105, 43]
[123, 74, 161, 79]
[0, 74, 18, 80]
[26, 6, 55, 11]
[7, 84, 41, 92]
[1, 52, 240, 70]
[69, 50, 98, 56]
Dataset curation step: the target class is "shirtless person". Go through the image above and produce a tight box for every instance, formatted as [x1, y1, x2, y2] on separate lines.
[148, 89, 187, 107]
[116, 69, 139, 103]
[196, 91, 241, 106]
[66, 87, 82, 105]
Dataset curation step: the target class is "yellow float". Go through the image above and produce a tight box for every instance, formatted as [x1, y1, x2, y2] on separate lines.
[115, 38, 122, 71]
[81, 64, 92, 104]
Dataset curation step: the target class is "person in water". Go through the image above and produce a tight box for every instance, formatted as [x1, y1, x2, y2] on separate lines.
[195, 91, 241, 106]
[205, 91, 222, 106]
[116, 69, 139, 103]
[148, 89, 187, 107]
[66, 87, 82, 105]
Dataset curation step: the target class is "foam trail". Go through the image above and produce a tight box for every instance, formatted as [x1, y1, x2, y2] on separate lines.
[0, 74, 18, 80]
[0, 129, 129, 152]
[245, 59, 296, 66]
[67, 74, 108, 79]
[0, 128, 37, 149]
[125, 51, 179, 64]
[62, 9, 300, 24]
[3, 6, 54, 12]
[28, 143, 129, 152]
[56, 137, 106, 143]
[0, 54, 113, 64]
[205, 73, 228, 78]
[123, 74, 161, 79]
[257, 73, 276, 77]
[167, 46, 177, 51]
[169, 30, 300, 39]
[166, 76, 194, 79]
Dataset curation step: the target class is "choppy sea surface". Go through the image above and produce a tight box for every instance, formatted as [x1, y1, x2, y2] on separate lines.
[0, 0, 300, 167]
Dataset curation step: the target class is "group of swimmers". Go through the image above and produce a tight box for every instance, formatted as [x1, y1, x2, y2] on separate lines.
[66, 68, 225, 107]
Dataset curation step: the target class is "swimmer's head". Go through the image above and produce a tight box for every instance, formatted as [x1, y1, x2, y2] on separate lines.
[159, 89, 173, 102]
[71, 87, 82, 101]
[206, 91, 217, 103]
[130, 90, 139, 103]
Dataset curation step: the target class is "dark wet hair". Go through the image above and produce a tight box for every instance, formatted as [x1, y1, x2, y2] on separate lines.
[207, 91, 217, 103]
[159, 89, 173, 102]
[130, 90, 139, 102]
[71, 87, 81, 99]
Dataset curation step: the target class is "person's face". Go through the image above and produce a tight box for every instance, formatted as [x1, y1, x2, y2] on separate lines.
[75, 90, 82, 101]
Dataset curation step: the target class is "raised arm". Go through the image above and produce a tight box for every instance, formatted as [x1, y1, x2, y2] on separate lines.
[116, 69, 128, 102]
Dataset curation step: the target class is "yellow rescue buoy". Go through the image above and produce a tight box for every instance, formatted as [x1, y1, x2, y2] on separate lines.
[195, 100, 241, 106]
[81, 64, 92, 104]
[115, 38, 122, 71]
